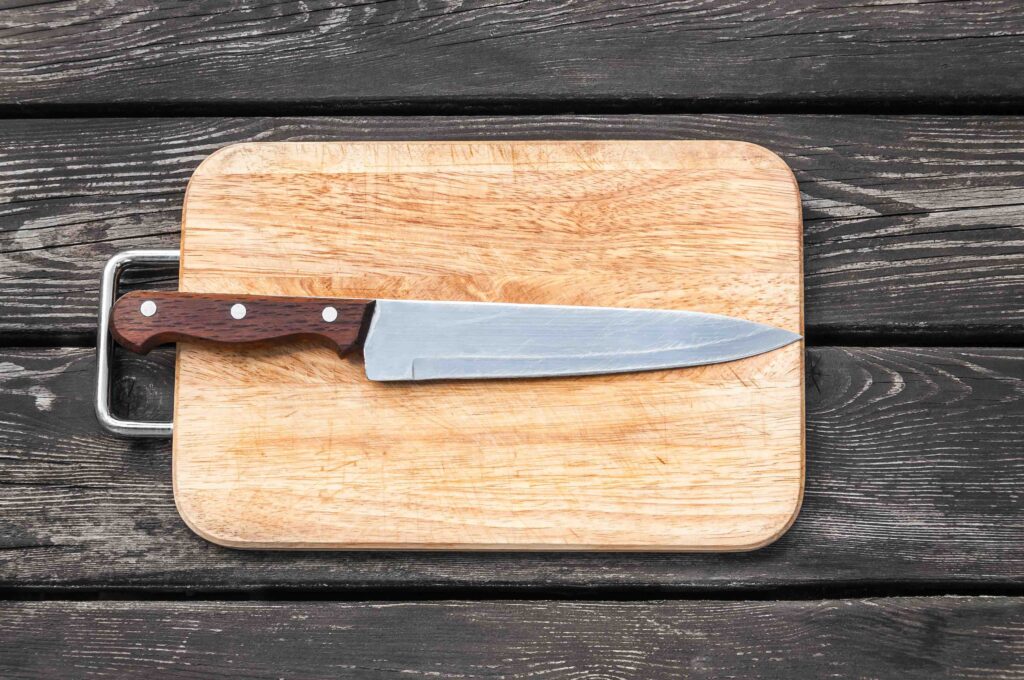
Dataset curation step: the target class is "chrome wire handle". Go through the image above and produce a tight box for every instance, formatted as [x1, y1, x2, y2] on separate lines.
[95, 250, 179, 437]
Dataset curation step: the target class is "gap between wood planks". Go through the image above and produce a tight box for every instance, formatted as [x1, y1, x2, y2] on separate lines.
[0, 584, 1023, 603]
[2, 97, 1024, 119]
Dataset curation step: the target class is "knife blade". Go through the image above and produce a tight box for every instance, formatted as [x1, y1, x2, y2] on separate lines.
[364, 299, 799, 380]
[110, 291, 801, 381]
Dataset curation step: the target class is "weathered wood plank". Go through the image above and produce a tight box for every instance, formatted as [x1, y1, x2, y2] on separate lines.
[2, 116, 1022, 342]
[1, 346, 1021, 588]
[2, 598, 1021, 679]
[1, 1, 1021, 110]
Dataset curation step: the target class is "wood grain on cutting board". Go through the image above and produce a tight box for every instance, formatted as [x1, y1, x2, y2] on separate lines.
[174, 140, 804, 550]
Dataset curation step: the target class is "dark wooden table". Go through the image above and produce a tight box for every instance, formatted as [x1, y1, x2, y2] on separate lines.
[2, 2, 1023, 678]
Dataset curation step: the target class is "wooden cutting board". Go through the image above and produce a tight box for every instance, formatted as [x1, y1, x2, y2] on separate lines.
[173, 140, 804, 550]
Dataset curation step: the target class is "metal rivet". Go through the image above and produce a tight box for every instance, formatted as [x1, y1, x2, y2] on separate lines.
[140, 300, 157, 317]
[322, 306, 338, 323]
[230, 303, 247, 320]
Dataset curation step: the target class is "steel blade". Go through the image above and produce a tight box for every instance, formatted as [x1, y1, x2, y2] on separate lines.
[362, 300, 801, 381]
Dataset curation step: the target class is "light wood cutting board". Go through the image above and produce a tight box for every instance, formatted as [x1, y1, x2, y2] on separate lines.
[173, 140, 804, 550]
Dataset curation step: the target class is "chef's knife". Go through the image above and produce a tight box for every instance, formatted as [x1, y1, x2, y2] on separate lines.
[110, 291, 801, 380]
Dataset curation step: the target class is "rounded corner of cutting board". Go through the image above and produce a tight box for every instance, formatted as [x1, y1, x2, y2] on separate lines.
[733, 479, 805, 552]
[190, 142, 257, 177]
[728, 140, 795, 172]
[171, 491, 244, 549]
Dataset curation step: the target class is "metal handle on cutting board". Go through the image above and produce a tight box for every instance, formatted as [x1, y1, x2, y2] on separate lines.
[95, 250, 179, 438]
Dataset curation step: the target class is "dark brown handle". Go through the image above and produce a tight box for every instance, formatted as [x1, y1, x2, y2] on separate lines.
[110, 291, 375, 354]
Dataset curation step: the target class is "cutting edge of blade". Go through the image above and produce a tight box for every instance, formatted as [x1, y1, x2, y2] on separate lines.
[398, 326, 800, 381]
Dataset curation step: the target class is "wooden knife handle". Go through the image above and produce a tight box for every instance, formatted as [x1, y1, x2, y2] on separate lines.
[110, 291, 375, 355]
